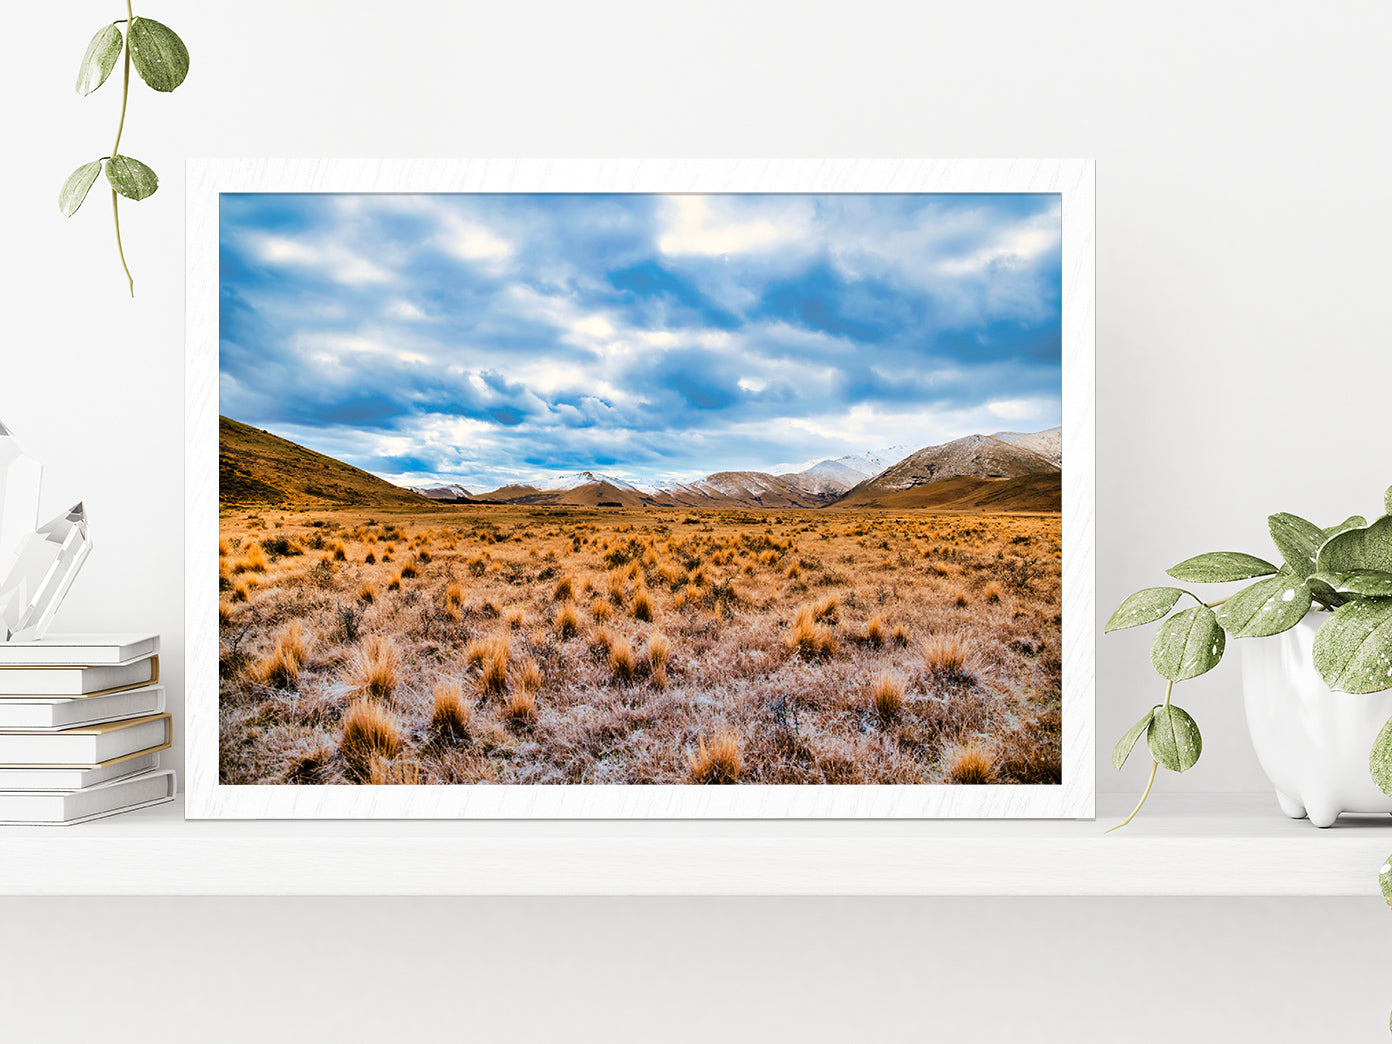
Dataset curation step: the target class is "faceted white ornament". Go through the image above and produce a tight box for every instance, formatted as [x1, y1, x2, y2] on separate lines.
[0, 421, 42, 577]
[0, 503, 92, 642]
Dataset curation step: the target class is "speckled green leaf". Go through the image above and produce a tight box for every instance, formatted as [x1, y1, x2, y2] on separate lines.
[1308, 570, 1392, 598]
[1386, 487, 1392, 515]
[1215, 575, 1312, 638]
[1146, 704, 1202, 772]
[1112, 708, 1157, 770]
[1312, 599, 1392, 694]
[1324, 516, 1367, 540]
[128, 17, 188, 92]
[1267, 513, 1325, 579]
[1380, 849, 1392, 908]
[1306, 574, 1351, 610]
[1150, 606, 1226, 681]
[76, 23, 123, 95]
[1105, 588, 1185, 633]
[58, 160, 104, 217]
[1318, 515, 1392, 575]
[1370, 718, 1392, 799]
[1166, 551, 1278, 584]
[104, 155, 158, 201]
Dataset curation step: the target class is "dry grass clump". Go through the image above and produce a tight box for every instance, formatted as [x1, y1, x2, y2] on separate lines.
[400, 560, 419, 579]
[984, 582, 1002, 604]
[503, 688, 537, 728]
[789, 605, 836, 659]
[588, 626, 614, 656]
[689, 728, 743, 784]
[555, 600, 580, 639]
[231, 577, 253, 602]
[330, 540, 347, 562]
[218, 602, 233, 625]
[813, 596, 839, 624]
[479, 635, 510, 696]
[865, 615, 887, 648]
[349, 635, 400, 700]
[891, 623, 910, 646]
[553, 574, 575, 601]
[365, 551, 377, 565]
[254, 621, 309, 688]
[519, 658, 543, 693]
[358, 582, 377, 604]
[943, 741, 997, 784]
[954, 590, 969, 608]
[633, 585, 654, 622]
[430, 680, 472, 740]
[607, 568, 627, 603]
[648, 632, 671, 672]
[233, 543, 268, 574]
[505, 606, 527, 629]
[591, 597, 612, 623]
[922, 632, 974, 685]
[445, 581, 464, 610]
[870, 670, 905, 723]
[387, 573, 402, 592]
[609, 637, 636, 683]
[340, 698, 402, 769]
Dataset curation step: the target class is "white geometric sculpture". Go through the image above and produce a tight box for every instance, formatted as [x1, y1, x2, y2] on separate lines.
[0, 422, 91, 643]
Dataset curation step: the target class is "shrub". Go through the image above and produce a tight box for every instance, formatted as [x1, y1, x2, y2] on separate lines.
[689, 729, 743, 784]
[349, 635, 400, 700]
[943, 741, 997, 784]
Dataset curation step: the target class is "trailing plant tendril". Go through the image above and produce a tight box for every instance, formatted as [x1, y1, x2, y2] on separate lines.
[59, 5, 189, 297]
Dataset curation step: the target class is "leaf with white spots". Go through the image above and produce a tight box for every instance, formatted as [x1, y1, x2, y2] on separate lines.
[1386, 487, 1392, 515]
[1312, 599, 1392, 694]
[1112, 708, 1157, 770]
[1324, 516, 1367, 540]
[1214, 576, 1312, 638]
[58, 160, 104, 217]
[1305, 574, 1351, 610]
[76, 23, 123, 95]
[1370, 717, 1392, 799]
[1267, 513, 1325, 579]
[1378, 846, 1392, 907]
[1166, 551, 1278, 584]
[1104, 588, 1186, 633]
[128, 17, 189, 92]
[1317, 514, 1392, 575]
[1308, 570, 1392, 598]
[1146, 704, 1202, 772]
[1150, 606, 1226, 681]
[104, 155, 158, 201]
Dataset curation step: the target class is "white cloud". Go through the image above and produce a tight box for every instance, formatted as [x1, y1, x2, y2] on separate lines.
[385, 298, 429, 321]
[658, 196, 809, 256]
[252, 234, 393, 286]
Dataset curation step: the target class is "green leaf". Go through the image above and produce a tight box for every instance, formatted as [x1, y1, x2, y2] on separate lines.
[128, 17, 189, 92]
[58, 160, 104, 217]
[1312, 598, 1392, 694]
[1150, 606, 1226, 681]
[1305, 574, 1351, 610]
[1104, 588, 1185, 633]
[1112, 708, 1157, 770]
[1324, 516, 1367, 540]
[1146, 704, 1202, 772]
[1317, 514, 1392, 575]
[1380, 850, 1392, 910]
[1214, 575, 1312, 637]
[1386, 487, 1392, 515]
[1267, 513, 1325, 579]
[1166, 551, 1278, 583]
[1370, 717, 1392, 798]
[104, 156, 158, 201]
[1308, 570, 1392, 598]
[76, 23, 123, 95]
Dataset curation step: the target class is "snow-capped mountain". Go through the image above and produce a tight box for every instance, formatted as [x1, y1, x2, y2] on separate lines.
[536, 471, 645, 493]
[409, 483, 472, 500]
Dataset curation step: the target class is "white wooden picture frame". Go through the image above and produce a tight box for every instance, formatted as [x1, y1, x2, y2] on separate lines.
[185, 158, 1095, 819]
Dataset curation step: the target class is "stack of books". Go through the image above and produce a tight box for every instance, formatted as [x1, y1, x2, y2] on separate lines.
[0, 634, 174, 825]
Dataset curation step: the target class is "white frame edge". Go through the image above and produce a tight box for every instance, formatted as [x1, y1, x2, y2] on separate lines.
[185, 158, 1095, 820]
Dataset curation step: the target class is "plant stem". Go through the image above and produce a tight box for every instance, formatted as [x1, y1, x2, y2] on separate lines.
[1106, 679, 1174, 833]
[111, 0, 135, 297]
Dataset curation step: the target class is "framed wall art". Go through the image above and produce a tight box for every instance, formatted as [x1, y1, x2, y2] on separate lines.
[185, 158, 1095, 818]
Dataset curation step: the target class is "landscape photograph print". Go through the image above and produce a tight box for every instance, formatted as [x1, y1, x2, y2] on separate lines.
[217, 190, 1064, 789]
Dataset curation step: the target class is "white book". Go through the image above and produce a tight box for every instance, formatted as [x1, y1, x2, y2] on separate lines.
[0, 685, 166, 730]
[0, 768, 176, 825]
[0, 750, 161, 790]
[0, 714, 171, 767]
[0, 654, 159, 696]
[0, 633, 159, 667]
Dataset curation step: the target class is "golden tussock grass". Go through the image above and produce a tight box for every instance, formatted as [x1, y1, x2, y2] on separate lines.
[358, 582, 377, 604]
[609, 637, 636, 683]
[689, 728, 743, 784]
[479, 635, 510, 696]
[430, 679, 472, 739]
[555, 599, 580, 639]
[254, 621, 309, 688]
[813, 596, 839, 624]
[386, 573, 402, 591]
[364, 551, 377, 564]
[218, 602, 232, 625]
[340, 698, 402, 767]
[870, 670, 905, 722]
[553, 574, 575, 601]
[943, 741, 997, 784]
[588, 626, 614, 655]
[891, 623, 910, 646]
[502, 688, 537, 728]
[954, 590, 970, 608]
[922, 632, 971, 681]
[983, 582, 1002, 603]
[648, 632, 671, 671]
[233, 543, 268, 574]
[519, 658, 543, 693]
[789, 605, 836, 659]
[231, 577, 255, 602]
[349, 635, 400, 700]
[632, 585, 654, 621]
[445, 581, 464, 609]
[590, 597, 612, 623]
[865, 615, 887, 648]
[505, 606, 527, 629]
[607, 568, 627, 603]
[400, 560, 419, 579]
[219, 538, 230, 557]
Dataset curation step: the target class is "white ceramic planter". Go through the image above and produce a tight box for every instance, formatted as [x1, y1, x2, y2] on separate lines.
[1241, 610, 1392, 827]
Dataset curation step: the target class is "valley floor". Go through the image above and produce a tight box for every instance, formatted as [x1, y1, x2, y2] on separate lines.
[218, 505, 1062, 786]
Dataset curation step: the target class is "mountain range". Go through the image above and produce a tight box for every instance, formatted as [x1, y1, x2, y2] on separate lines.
[223, 416, 1061, 513]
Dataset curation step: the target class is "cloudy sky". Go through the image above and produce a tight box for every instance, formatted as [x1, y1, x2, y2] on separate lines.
[220, 192, 1061, 491]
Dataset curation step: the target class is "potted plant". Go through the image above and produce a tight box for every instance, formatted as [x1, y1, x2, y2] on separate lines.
[1105, 483, 1392, 832]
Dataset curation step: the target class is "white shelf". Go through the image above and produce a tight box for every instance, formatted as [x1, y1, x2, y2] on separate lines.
[0, 794, 1388, 896]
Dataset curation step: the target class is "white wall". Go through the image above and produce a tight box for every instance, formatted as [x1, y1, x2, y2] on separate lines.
[3, 2, 1389, 1039]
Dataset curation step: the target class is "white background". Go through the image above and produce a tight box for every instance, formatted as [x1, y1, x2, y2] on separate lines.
[2, 0, 1390, 1039]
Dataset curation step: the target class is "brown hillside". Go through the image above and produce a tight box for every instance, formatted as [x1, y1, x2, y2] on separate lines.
[831, 472, 1061, 512]
[219, 416, 426, 508]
